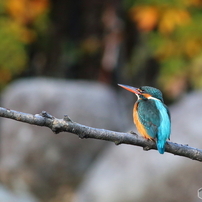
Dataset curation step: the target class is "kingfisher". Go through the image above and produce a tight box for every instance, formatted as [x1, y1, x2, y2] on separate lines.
[118, 84, 171, 154]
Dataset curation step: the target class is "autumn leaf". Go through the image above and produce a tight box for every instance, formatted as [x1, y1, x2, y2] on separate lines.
[129, 6, 159, 32]
[184, 38, 202, 58]
[158, 8, 191, 34]
[6, 0, 49, 25]
[186, 0, 202, 7]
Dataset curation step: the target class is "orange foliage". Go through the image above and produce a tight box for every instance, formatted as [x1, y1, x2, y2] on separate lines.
[130, 5, 191, 34]
[0, 69, 11, 83]
[6, 0, 49, 25]
[155, 41, 177, 61]
[186, 0, 202, 6]
[130, 6, 159, 32]
[159, 9, 191, 34]
[185, 38, 202, 58]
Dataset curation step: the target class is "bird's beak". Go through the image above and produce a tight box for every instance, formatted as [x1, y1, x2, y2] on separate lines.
[118, 84, 141, 94]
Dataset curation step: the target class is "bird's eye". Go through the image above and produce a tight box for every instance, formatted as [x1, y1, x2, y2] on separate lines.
[138, 89, 144, 93]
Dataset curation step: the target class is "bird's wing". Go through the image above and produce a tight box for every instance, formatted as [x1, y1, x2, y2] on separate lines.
[137, 100, 160, 138]
[163, 103, 171, 139]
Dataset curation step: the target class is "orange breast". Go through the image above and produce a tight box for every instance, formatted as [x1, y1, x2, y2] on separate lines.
[133, 102, 153, 140]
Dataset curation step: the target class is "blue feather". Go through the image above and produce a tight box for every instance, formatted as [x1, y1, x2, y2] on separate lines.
[118, 84, 171, 154]
[153, 99, 171, 154]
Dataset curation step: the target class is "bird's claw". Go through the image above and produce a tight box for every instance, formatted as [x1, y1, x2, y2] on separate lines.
[129, 131, 137, 136]
[143, 146, 151, 151]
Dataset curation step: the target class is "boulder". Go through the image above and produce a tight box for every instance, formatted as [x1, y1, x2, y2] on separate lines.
[73, 91, 202, 202]
[0, 78, 129, 202]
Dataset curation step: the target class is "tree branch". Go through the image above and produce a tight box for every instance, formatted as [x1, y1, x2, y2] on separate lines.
[0, 107, 201, 162]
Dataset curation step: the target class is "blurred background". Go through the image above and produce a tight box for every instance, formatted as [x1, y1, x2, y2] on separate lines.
[1, 0, 202, 202]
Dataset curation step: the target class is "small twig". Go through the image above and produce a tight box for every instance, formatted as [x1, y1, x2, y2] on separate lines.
[0, 107, 202, 162]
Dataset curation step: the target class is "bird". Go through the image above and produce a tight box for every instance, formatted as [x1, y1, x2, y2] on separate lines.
[118, 84, 171, 154]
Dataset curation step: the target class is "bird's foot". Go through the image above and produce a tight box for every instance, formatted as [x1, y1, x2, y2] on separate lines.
[144, 137, 155, 142]
[150, 138, 156, 142]
[129, 131, 138, 136]
[143, 146, 151, 151]
[114, 140, 122, 145]
[143, 138, 155, 151]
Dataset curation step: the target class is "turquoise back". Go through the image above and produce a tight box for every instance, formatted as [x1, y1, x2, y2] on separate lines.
[154, 100, 171, 154]
[137, 98, 171, 154]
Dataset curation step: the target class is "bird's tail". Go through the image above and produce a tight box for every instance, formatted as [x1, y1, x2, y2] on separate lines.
[157, 140, 165, 154]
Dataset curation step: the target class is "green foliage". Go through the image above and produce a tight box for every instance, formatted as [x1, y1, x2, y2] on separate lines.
[0, 1, 6, 14]
[0, 17, 28, 86]
[124, 0, 202, 98]
[0, 0, 49, 88]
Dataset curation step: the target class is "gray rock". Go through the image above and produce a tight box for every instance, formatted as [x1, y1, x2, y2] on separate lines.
[0, 184, 38, 202]
[73, 91, 202, 202]
[0, 78, 129, 202]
